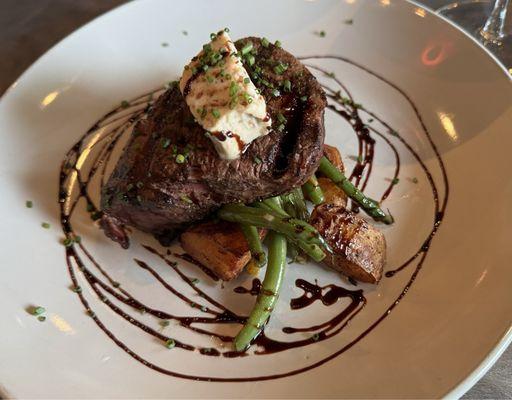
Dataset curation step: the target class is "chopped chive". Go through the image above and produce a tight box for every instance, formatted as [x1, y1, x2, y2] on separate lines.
[87, 310, 96, 318]
[246, 54, 255, 66]
[262, 37, 270, 47]
[175, 154, 186, 164]
[243, 77, 250, 84]
[390, 130, 399, 136]
[160, 320, 170, 327]
[112, 281, 120, 288]
[161, 138, 171, 149]
[41, 222, 50, 229]
[161, 42, 169, 47]
[277, 124, 285, 132]
[26, 200, 33, 208]
[283, 79, 291, 92]
[277, 113, 287, 124]
[121, 100, 130, 108]
[274, 40, 282, 48]
[38, 316, 46, 322]
[136, 181, 144, 189]
[271, 88, 281, 97]
[182, 30, 188, 35]
[191, 278, 200, 284]
[368, 118, 374, 123]
[31, 306, 45, 316]
[326, 71, 336, 78]
[210, 33, 216, 40]
[206, 75, 214, 83]
[211, 109, 221, 119]
[344, 19, 354, 24]
[300, 95, 308, 102]
[412, 177, 419, 184]
[200, 306, 207, 312]
[241, 42, 254, 55]
[181, 195, 193, 204]
[72, 286, 82, 293]
[254, 156, 262, 164]
[391, 178, 400, 185]
[317, 30, 326, 37]
[224, 27, 230, 32]
[165, 339, 176, 349]
[312, 333, 320, 341]
[273, 62, 288, 75]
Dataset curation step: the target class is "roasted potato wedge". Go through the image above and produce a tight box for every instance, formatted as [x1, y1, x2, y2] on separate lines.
[180, 220, 264, 281]
[310, 204, 386, 283]
[317, 177, 348, 208]
[323, 144, 345, 174]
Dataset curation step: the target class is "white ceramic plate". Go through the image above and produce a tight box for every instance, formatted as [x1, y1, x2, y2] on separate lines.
[1, 0, 511, 398]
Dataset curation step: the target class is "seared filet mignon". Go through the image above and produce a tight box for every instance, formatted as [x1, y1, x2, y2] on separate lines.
[100, 37, 326, 247]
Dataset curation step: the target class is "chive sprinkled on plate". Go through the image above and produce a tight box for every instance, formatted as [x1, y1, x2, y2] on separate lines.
[254, 156, 262, 164]
[160, 320, 170, 327]
[312, 333, 320, 341]
[41, 222, 50, 229]
[165, 339, 176, 349]
[411, 177, 419, 184]
[26, 200, 33, 208]
[283, 79, 291, 92]
[31, 306, 46, 316]
[391, 178, 400, 185]
[344, 19, 354, 24]
[271, 89, 281, 97]
[121, 100, 130, 108]
[161, 42, 169, 47]
[191, 278, 200, 284]
[182, 30, 188, 35]
[38, 316, 46, 322]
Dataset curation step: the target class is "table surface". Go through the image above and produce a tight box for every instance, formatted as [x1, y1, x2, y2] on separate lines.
[1, 0, 510, 398]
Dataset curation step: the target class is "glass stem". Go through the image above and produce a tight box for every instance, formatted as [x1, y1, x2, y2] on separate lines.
[479, 0, 510, 44]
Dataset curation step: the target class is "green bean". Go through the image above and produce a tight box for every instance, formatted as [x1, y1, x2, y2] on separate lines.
[240, 224, 266, 267]
[234, 231, 287, 351]
[302, 173, 325, 205]
[318, 156, 394, 224]
[288, 188, 309, 221]
[218, 203, 327, 262]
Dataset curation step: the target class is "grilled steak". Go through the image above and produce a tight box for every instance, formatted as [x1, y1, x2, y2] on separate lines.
[100, 37, 326, 247]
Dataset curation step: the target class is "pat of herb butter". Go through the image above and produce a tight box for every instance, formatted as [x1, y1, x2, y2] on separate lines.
[179, 31, 271, 160]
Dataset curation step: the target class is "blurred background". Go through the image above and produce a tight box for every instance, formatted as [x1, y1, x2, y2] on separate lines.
[0, 0, 510, 398]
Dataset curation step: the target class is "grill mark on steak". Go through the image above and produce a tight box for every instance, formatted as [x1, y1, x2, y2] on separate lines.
[100, 37, 326, 246]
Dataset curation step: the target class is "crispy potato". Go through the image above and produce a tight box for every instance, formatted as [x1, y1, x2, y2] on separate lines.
[317, 177, 347, 208]
[323, 144, 345, 174]
[310, 204, 386, 283]
[180, 220, 264, 281]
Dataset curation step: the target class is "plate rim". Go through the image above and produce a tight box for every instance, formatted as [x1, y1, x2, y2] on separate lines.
[1, 0, 511, 397]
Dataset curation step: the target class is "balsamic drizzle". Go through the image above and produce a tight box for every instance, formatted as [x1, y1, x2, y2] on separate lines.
[57, 54, 449, 381]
